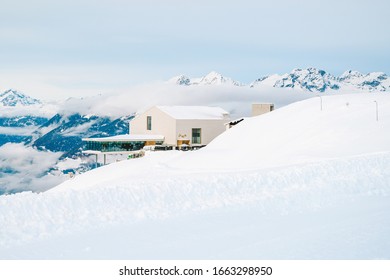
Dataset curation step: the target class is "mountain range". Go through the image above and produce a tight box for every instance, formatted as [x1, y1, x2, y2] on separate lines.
[0, 90, 133, 194]
[1, 67, 389, 194]
[168, 71, 243, 87]
[1, 68, 389, 110]
[168, 68, 390, 93]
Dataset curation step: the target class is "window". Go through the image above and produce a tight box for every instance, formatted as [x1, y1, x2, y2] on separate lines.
[147, 116, 152, 130]
[192, 128, 201, 144]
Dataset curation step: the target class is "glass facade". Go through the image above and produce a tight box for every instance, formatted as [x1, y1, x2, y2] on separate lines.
[192, 128, 201, 144]
[85, 140, 163, 152]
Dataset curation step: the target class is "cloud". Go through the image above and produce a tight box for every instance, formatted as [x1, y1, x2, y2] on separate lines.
[57, 83, 310, 119]
[0, 127, 37, 136]
[0, 103, 58, 118]
[62, 120, 97, 137]
[0, 143, 65, 193]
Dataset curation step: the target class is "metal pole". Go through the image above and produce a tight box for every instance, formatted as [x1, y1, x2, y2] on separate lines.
[317, 95, 323, 111]
[374, 101, 378, 121]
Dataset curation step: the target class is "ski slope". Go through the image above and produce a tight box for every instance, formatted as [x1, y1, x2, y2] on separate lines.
[0, 93, 389, 259]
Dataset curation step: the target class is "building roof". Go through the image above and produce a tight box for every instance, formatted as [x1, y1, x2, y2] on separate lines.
[155, 106, 230, 120]
[83, 134, 164, 142]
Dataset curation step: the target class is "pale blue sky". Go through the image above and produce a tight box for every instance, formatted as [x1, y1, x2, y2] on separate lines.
[0, 0, 389, 99]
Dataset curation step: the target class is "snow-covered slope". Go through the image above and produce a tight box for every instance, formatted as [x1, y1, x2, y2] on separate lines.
[0, 93, 389, 259]
[173, 93, 390, 171]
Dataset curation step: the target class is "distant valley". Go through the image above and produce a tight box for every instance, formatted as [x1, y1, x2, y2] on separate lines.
[1, 67, 389, 194]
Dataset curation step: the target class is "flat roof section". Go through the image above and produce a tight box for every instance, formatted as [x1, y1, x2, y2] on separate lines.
[83, 150, 144, 155]
[155, 106, 229, 120]
[82, 134, 165, 142]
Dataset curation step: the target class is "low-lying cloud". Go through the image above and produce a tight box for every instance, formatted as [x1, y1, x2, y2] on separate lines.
[58, 83, 311, 119]
[0, 143, 65, 193]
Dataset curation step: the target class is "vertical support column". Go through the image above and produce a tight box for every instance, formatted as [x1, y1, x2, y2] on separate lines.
[104, 154, 107, 165]
[95, 154, 98, 169]
[317, 95, 323, 111]
[374, 100, 379, 121]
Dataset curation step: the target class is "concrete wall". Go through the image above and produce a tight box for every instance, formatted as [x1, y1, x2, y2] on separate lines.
[252, 103, 274, 117]
[176, 119, 227, 145]
[131, 106, 229, 146]
[130, 107, 177, 145]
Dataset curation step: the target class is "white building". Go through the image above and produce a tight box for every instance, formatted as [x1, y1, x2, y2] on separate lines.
[130, 106, 230, 147]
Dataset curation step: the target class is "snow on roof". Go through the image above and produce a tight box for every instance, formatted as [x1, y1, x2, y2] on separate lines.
[156, 105, 230, 120]
[83, 134, 164, 142]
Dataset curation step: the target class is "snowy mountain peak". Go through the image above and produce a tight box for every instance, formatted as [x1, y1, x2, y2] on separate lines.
[0, 89, 41, 107]
[338, 71, 389, 91]
[272, 68, 340, 92]
[200, 71, 226, 84]
[168, 75, 191, 86]
[168, 71, 243, 86]
[197, 71, 243, 86]
[250, 68, 337, 91]
[339, 70, 364, 81]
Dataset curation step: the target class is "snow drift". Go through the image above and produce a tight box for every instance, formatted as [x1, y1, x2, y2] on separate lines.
[0, 93, 389, 259]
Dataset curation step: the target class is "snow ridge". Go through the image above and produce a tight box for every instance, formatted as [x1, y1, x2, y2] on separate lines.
[1, 152, 389, 250]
